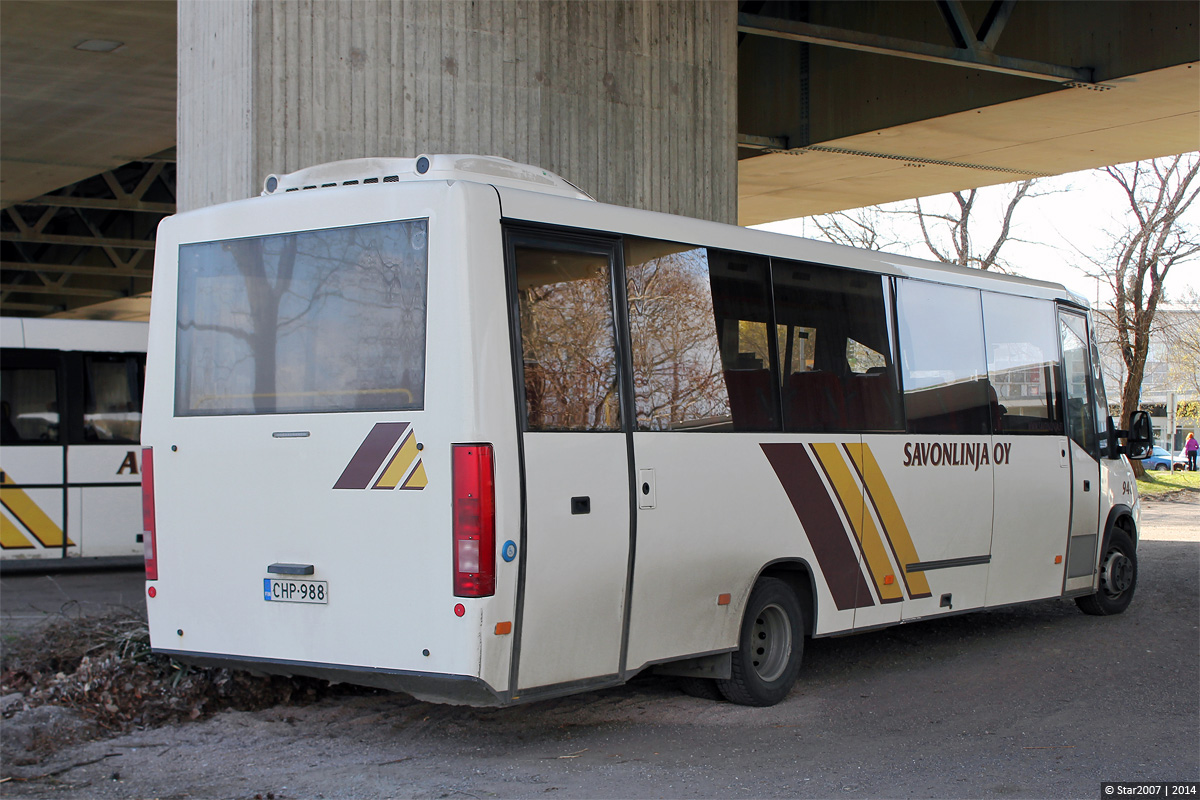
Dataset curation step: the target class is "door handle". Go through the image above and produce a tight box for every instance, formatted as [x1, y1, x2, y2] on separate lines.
[1083, 480, 1091, 492]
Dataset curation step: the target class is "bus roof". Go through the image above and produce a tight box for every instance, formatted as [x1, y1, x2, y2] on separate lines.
[260, 154, 593, 202]
[195, 154, 1082, 309]
[1, 317, 148, 352]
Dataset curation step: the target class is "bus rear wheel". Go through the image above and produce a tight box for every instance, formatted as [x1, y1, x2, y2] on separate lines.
[1075, 528, 1137, 616]
[717, 577, 804, 706]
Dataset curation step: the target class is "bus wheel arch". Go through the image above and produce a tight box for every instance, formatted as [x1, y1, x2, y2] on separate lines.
[1075, 510, 1138, 617]
[757, 559, 816, 638]
[717, 575, 805, 706]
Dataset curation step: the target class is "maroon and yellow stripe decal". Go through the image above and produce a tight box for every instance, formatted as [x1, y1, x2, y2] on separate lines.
[333, 423, 410, 489]
[811, 443, 903, 604]
[846, 444, 933, 599]
[0, 473, 72, 549]
[373, 431, 429, 490]
[761, 443, 874, 611]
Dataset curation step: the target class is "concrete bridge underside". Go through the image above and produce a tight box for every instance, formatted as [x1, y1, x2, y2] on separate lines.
[1, 0, 1197, 317]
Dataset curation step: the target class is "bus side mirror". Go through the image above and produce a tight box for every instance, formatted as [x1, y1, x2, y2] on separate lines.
[1125, 410, 1153, 459]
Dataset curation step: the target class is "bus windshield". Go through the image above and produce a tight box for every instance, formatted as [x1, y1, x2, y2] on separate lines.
[174, 219, 429, 416]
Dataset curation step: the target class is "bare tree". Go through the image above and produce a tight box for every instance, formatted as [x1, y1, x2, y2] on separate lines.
[913, 180, 1036, 271]
[804, 180, 1041, 271]
[1085, 155, 1200, 435]
[808, 207, 898, 252]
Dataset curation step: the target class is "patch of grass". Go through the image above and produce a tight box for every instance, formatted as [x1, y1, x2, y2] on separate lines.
[1136, 468, 1200, 498]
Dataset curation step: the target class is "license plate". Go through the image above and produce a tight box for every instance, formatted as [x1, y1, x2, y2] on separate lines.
[263, 578, 328, 604]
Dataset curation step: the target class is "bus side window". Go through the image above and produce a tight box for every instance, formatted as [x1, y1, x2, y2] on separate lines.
[513, 243, 621, 432]
[83, 354, 143, 443]
[625, 239, 729, 431]
[0, 365, 59, 444]
[981, 293, 1062, 435]
[707, 250, 777, 432]
[896, 280, 991, 436]
[772, 262, 901, 433]
[624, 241, 777, 432]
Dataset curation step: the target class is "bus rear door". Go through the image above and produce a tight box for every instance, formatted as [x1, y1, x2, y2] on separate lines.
[505, 230, 633, 694]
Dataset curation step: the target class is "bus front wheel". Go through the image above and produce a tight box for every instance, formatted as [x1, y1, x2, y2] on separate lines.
[717, 577, 804, 706]
[1075, 528, 1137, 616]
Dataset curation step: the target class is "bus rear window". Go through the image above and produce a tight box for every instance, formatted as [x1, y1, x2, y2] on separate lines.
[175, 219, 428, 416]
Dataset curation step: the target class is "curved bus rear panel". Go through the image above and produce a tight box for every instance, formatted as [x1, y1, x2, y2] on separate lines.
[144, 178, 522, 704]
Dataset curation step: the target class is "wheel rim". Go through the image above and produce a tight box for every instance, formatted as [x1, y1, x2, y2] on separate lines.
[750, 603, 792, 683]
[1100, 547, 1134, 598]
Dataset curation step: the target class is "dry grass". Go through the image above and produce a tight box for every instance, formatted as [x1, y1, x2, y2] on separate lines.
[1, 611, 372, 751]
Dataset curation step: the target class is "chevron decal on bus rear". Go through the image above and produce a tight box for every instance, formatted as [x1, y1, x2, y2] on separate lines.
[333, 423, 427, 491]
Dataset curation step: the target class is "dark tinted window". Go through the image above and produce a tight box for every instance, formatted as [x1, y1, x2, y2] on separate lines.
[1, 366, 58, 444]
[708, 250, 778, 431]
[773, 262, 901, 432]
[896, 280, 991, 435]
[83, 354, 143, 443]
[982, 293, 1062, 435]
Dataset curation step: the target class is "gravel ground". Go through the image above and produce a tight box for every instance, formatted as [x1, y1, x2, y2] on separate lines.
[2, 497, 1196, 799]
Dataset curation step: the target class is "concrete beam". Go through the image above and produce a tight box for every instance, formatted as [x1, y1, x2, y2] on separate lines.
[737, 11, 1092, 84]
[178, 1, 738, 224]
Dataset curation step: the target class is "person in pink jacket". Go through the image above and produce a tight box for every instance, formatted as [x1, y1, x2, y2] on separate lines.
[1186, 432, 1198, 472]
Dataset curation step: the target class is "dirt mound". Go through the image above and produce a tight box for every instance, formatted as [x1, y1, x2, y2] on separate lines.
[1, 612, 371, 772]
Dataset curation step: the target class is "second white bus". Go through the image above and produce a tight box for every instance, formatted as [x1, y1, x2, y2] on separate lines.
[142, 155, 1151, 706]
[2, 317, 148, 565]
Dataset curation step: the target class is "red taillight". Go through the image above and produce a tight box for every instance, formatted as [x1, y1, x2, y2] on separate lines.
[452, 444, 495, 597]
[141, 447, 158, 581]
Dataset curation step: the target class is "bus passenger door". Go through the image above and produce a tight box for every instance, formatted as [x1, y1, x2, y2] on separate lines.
[67, 352, 145, 558]
[506, 232, 633, 693]
[1058, 310, 1101, 593]
[1, 350, 70, 560]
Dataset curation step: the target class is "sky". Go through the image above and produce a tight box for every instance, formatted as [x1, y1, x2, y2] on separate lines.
[752, 157, 1200, 311]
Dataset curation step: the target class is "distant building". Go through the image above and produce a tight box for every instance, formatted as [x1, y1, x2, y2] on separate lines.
[1093, 305, 1200, 452]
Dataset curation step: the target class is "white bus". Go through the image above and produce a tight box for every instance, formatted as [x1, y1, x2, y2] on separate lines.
[1, 317, 148, 564]
[142, 155, 1151, 707]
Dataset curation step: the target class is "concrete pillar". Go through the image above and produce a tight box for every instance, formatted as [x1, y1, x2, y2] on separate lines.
[178, 0, 737, 223]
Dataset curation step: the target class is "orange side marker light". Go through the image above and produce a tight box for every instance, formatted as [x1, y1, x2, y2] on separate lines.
[495, 621, 512, 635]
[1055, 555, 1063, 564]
[717, 593, 731, 606]
[883, 575, 895, 586]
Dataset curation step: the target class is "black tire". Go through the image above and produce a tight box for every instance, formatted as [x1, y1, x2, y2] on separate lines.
[717, 577, 804, 706]
[677, 677, 725, 701]
[1155, 463, 1169, 471]
[1076, 528, 1137, 616]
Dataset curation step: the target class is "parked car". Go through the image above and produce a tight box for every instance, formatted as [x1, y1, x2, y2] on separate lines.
[1144, 446, 1187, 471]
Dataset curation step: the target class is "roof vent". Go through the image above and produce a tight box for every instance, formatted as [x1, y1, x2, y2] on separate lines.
[260, 155, 594, 201]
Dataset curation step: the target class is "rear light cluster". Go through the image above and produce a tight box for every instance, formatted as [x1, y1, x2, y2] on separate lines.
[141, 447, 158, 581]
[452, 444, 495, 597]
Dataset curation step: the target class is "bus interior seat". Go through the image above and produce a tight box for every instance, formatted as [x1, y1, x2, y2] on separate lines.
[784, 371, 846, 432]
[846, 370, 896, 431]
[723, 369, 774, 431]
